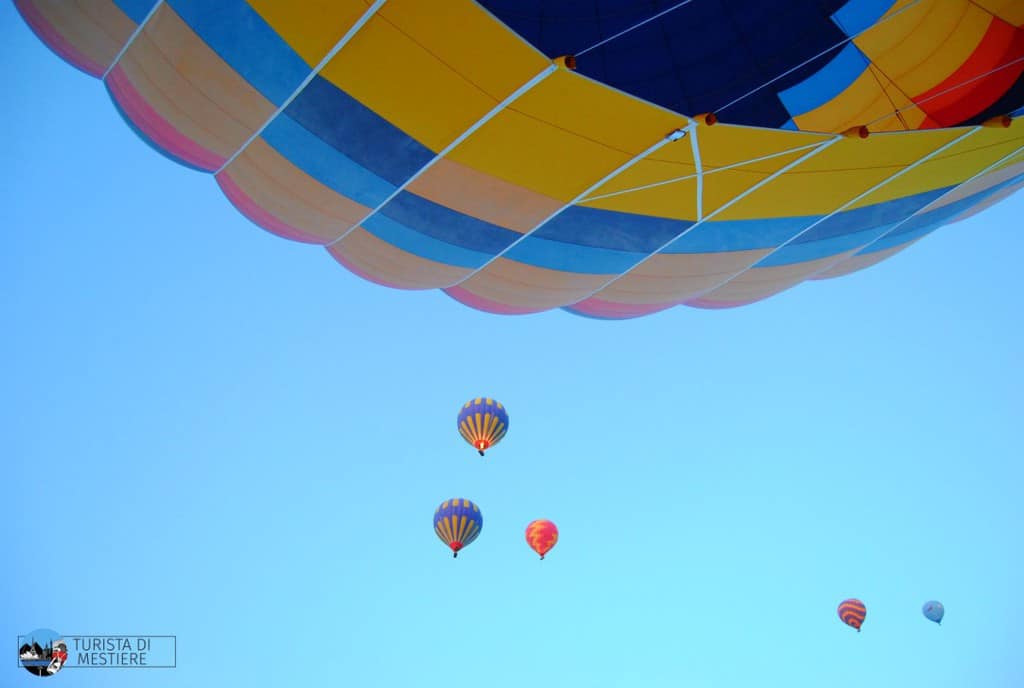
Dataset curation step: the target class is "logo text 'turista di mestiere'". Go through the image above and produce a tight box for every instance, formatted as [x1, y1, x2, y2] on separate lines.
[68, 636, 175, 668]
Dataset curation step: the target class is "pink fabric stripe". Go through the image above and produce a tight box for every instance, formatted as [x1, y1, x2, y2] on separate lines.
[326, 245, 411, 290]
[568, 297, 673, 319]
[684, 296, 759, 309]
[106, 65, 226, 172]
[15, 0, 105, 76]
[443, 286, 546, 315]
[216, 173, 327, 245]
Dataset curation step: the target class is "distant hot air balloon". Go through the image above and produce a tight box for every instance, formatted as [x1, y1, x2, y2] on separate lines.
[525, 519, 559, 560]
[922, 601, 944, 625]
[458, 398, 508, 456]
[838, 599, 867, 632]
[434, 498, 482, 558]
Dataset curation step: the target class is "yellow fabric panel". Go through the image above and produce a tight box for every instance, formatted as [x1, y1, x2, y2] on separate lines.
[988, 147, 1024, 175]
[698, 255, 843, 303]
[973, 0, 1024, 26]
[860, 65, 930, 131]
[948, 177, 1024, 223]
[406, 158, 562, 234]
[586, 249, 771, 305]
[847, 127, 1023, 209]
[246, 0, 370, 67]
[920, 149, 1024, 210]
[30, 0, 134, 70]
[794, 67, 903, 133]
[578, 127, 832, 220]
[222, 139, 371, 242]
[120, 5, 274, 157]
[581, 146, 823, 221]
[459, 260, 611, 310]
[582, 175, 698, 220]
[328, 230, 471, 289]
[583, 141, 696, 199]
[318, 0, 549, 152]
[697, 124, 833, 170]
[447, 70, 685, 201]
[582, 124, 830, 204]
[856, 0, 990, 97]
[721, 128, 963, 219]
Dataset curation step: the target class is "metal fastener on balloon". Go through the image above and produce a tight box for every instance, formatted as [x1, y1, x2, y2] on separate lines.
[842, 125, 870, 139]
[556, 55, 577, 70]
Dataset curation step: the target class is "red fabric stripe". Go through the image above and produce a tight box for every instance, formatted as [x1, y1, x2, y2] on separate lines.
[913, 18, 1024, 127]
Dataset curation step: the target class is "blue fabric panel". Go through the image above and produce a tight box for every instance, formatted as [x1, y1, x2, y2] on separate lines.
[166, 0, 310, 106]
[361, 214, 492, 270]
[662, 215, 820, 253]
[503, 236, 642, 275]
[113, 0, 158, 24]
[778, 42, 870, 116]
[284, 75, 435, 188]
[756, 225, 894, 266]
[887, 173, 1024, 238]
[859, 173, 1024, 253]
[106, 83, 209, 173]
[379, 192, 520, 255]
[793, 186, 950, 244]
[534, 206, 693, 253]
[831, 0, 895, 36]
[261, 114, 394, 208]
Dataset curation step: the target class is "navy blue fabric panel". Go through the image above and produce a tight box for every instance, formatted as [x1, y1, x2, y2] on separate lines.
[284, 75, 435, 188]
[379, 191, 521, 254]
[963, 73, 1024, 127]
[533, 205, 693, 252]
[478, 0, 848, 127]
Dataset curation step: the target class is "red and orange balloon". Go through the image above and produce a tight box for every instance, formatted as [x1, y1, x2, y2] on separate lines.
[525, 519, 559, 560]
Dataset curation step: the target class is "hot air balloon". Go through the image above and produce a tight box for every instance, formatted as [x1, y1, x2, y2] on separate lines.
[433, 498, 482, 558]
[922, 600, 945, 625]
[838, 599, 867, 632]
[525, 519, 559, 560]
[15, 1, 1024, 319]
[458, 398, 508, 456]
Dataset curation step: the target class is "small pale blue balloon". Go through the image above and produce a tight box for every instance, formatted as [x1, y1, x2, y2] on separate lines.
[922, 601, 944, 624]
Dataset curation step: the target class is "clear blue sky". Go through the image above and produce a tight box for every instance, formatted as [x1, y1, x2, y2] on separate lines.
[2, 5, 1022, 687]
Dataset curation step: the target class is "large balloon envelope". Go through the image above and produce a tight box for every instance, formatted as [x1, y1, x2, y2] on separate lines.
[458, 397, 508, 456]
[838, 598, 867, 631]
[922, 600, 945, 624]
[16, 1, 1024, 318]
[434, 498, 482, 558]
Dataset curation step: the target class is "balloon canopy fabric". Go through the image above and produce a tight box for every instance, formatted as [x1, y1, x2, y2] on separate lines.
[838, 598, 867, 631]
[922, 600, 945, 624]
[16, 0, 1024, 319]
[434, 498, 482, 558]
[525, 519, 559, 559]
[458, 398, 508, 456]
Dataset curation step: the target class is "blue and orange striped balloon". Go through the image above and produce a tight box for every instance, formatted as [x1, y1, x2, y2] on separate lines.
[434, 498, 482, 558]
[458, 398, 508, 457]
[838, 599, 867, 632]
